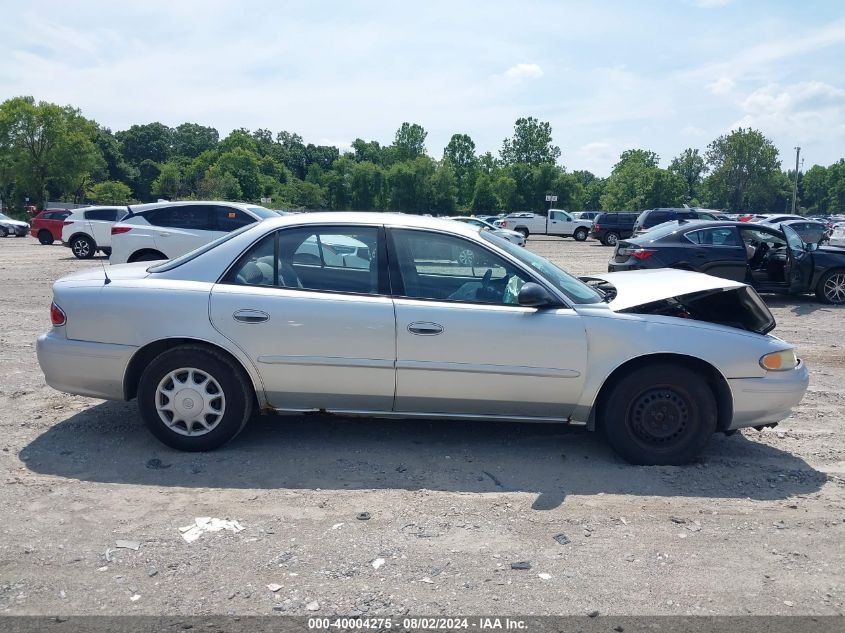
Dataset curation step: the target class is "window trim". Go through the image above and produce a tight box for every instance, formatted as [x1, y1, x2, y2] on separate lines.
[384, 226, 568, 309]
[682, 226, 742, 247]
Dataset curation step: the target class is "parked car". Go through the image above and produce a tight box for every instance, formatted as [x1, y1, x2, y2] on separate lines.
[30, 209, 72, 244]
[756, 214, 804, 225]
[589, 212, 639, 246]
[109, 201, 278, 264]
[61, 206, 129, 258]
[497, 209, 593, 240]
[38, 213, 808, 465]
[449, 216, 526, 246]
[829, 223, 845, 248]
[775, 219, 830, 245]
[473, 215, 501, 225]
[0, 212, 30, 237]
[572, 211, 600, 222]
[632, 208, 719, 235]
[608, 220, 845, 304]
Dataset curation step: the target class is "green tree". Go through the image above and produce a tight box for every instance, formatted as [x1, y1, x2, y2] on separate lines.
[351, 138, 386, 165]
[198, 167, 242, 200]
[392, 123, 427, 163]
[350, 160, 385, 210]
[172, 123, 219, 158]
[601, 149, 684, 211]
[669, 148, 706, 202]
[443, 133, 479, 207]
[214, 148, 262, 200]
[430, 162, 457, 214]
[388, 156, 434, 212]
[0, 96, 104, 208]
[492, 173, 519, 211]
[471, 173, 498, 212]
[827, 160, 845, 212]
[704, 128, 781, 212]
[115, 122, 172, 165]
[88, 180, 131, 205]
[151, 161, 182, 199]
[500, 117, 561, 166]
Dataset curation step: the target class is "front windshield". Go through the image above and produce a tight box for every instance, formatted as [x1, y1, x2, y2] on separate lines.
[148, 223, 257, 272]
[0, 213, 11, 221]
[480, 231, 602, 304]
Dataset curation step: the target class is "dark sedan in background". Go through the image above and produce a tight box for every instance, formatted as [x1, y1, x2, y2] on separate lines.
[609, 220, 845, 304]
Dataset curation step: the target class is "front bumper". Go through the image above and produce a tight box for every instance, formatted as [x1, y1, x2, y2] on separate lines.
[36, 331, 136, 400]
[726, 360, 809, 430]
[2, 225, 28, 236]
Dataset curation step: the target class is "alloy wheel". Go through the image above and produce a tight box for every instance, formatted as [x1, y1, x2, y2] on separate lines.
[823, 273, 845, 304]
[72, 239, 90, 257]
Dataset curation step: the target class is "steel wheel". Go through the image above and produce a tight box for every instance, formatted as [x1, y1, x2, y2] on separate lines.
[574, 227, 588, 241]
[605, 232, 619, 247]
[155, 367, 226, 437]
[628, 388, 689, 447]
[457, 248, 475, 266]
[822, 272, 845, 304]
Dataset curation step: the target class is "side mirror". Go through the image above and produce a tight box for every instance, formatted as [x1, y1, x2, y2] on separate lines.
[805, 242, 818, 252]
[517, 282, 555, 308]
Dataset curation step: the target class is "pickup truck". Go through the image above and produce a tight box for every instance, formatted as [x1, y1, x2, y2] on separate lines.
[497, 209, 593, 240]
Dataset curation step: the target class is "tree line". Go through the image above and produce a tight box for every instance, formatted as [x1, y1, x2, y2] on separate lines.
[1, 95, 843, 216]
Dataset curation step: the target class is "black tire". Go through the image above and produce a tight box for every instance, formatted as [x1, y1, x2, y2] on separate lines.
[574, 227, 588, 241]
[131, 251, 167, 262]
[38, 230, 54, 245]
[516, 227, 529, 238]
[600, 363, 716, 465]
[815, 269, 845, 305]
[70, 235, 95, 259]
[137, 345, 254, 451]
[102, 247, 112, 257]
[0, 226, 7, 238]
[603, 232, 620, 247]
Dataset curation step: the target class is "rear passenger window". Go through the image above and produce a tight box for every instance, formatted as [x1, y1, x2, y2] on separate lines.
[685, 227, 739, 246]
[216, 207, 256, 232]
[85, 208, 120, 221]
[646, 211, 669, 226]
[145, 206, 215, 231]
[228, 234, 276, 287]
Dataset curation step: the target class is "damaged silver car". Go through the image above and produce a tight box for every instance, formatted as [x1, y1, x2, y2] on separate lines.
[37, 213, 808, 465]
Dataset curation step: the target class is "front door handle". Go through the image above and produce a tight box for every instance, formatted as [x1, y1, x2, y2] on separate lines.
[158, 232, 170, 237]
[233, 309, 269, 324]
[408, 321, 444, 335]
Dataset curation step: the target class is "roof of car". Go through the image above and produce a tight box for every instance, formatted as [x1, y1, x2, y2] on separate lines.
[128, 200, 261, 214]
[245, 211, 483, 238]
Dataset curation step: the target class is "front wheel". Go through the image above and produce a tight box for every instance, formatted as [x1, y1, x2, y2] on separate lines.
[38, 230, 54, 245]
[574, 227, 588, 241]
[137, 346, 254, 451]
[816, 270, 845, 304]
[0, 226, 7, 238]
[70, 235, 95, 259]
[600, 364, 716, 465]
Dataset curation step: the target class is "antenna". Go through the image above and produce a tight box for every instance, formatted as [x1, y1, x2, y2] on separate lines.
[83, 206, 111, 285]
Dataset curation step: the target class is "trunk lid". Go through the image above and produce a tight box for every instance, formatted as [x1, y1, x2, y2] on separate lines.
[580, 269, 776, 334]
[55, 261, 152, 284]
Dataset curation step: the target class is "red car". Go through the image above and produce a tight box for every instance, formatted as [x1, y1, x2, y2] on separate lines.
[30, 208, 71, 244]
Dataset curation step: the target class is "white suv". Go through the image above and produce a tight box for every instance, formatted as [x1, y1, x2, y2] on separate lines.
[109, 201, 280, 264]
[61, 206, 129, 259]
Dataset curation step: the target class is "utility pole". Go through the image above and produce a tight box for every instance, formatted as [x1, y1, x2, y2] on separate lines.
[791, 146, 801, 214]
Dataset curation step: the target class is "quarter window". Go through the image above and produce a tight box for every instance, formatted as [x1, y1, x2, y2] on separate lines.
[216, 207, 256, 232]
[389, 229, 530, 305]
[85, 208, 121, 221]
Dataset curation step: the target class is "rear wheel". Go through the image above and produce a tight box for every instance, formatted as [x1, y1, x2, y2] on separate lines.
[516, 227, 529, 238]
[603, 232, 619, 247]
[137, 346, 254, 451]
[816, 270, 845, 304]
[600, 363, 716, 465]
[0, 226, 7, 238]
[130, 251, 167, 262]
[574, 227, 588, 241]
[38, 230, 54, 245]
[70, 235, 95, 259]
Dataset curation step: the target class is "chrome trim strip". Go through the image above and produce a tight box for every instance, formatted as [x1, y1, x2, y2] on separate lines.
[257, 354, 394, 369]
[396, 360, 580, 378]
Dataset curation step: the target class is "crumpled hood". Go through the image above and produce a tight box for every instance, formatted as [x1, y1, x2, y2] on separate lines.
[581, 269, 746, 311]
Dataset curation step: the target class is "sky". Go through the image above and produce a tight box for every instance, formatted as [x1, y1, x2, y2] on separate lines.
[1, 0, 843, 176]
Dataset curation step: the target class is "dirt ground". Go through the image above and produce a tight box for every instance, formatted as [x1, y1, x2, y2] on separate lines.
[0, 233, 843, 617]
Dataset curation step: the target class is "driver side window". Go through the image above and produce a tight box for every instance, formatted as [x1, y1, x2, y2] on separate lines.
[389, 229, 530, 305]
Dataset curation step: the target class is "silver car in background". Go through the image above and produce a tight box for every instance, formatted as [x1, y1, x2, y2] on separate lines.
[448, 216, 526, 246]
[37, 213, 808, 465]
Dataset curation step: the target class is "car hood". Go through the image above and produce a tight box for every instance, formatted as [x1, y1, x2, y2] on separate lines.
[579, 269, 775, 335]
[0, 218, 28, 227]
[580, 269, 745, 310]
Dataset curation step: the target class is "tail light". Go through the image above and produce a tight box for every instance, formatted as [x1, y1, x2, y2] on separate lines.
[618, 247, 656, 260]
[63, 220, 74, 226]
[592, 223, 601, 231]
[50, 302, 66, 326]
[499, 221, 508, 228]
[111, 226, 132, 235]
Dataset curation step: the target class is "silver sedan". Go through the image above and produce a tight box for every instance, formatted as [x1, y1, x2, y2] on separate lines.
[448, 216, 527, 246]
[37, 213, 808, 465]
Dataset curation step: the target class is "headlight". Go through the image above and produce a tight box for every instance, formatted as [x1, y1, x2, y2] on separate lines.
[759, 349, 798, 371]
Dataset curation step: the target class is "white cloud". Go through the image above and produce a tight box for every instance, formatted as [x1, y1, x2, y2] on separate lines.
[574, 141, 621, 176]
[689, 0, 733, 8]
[707, 77, 735, 95]
[500, 63, 544, 81]
[733, 81, 845, 145]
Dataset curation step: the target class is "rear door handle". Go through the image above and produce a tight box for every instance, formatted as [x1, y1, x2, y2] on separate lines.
[408, 321, 444, 335]
[233, 309, 269, 324]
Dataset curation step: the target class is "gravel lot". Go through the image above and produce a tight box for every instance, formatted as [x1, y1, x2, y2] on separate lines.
[0, 234, 843, 616]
